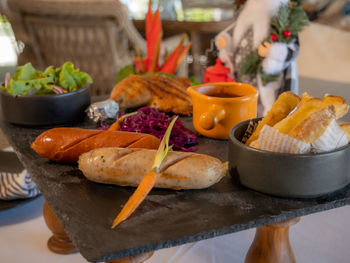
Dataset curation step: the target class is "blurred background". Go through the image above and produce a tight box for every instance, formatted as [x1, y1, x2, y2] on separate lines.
[0, 0, 349, 147]
[0, 0, 349, 88]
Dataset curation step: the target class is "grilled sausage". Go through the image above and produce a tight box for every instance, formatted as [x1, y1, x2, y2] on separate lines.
[31, 128, 160, 163]
[78, 147, 228, 190]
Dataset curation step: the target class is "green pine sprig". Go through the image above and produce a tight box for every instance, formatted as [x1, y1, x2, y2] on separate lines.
[270, 1, 309, 43]
[240, 51, 262, 77]
[240, 1, 309, 84]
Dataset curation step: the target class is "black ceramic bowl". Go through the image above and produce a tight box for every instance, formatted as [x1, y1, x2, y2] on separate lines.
[229, 118, 350, 198]
[0, 85, 90, 126]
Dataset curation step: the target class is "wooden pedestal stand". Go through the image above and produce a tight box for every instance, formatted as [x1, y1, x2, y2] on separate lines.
[245, 217, 300, 263]
[43, 200, 299, 263]
[43, 201, 77, 254]
[43, 201, 153, 263]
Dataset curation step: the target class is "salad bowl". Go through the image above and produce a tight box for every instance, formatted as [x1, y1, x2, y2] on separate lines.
[0, 62, 92, 126]
[0, 85, 90, 126]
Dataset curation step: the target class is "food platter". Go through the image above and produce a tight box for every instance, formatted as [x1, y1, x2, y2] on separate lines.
[2, 116, 350, 262]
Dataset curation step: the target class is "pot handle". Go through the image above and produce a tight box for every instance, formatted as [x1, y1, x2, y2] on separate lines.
[199, 105, 226, 130]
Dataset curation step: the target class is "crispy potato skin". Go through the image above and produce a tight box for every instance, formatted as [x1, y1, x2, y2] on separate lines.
[246, 91, 300, 145]
[288, 106, 335, 143]
[340, 123, 350, 141]
[322, 95, 349, 119]
[31, 128, 160, 163]
[299, 92, 348, 120]
[78, 148, 227, 190]
[273, 98, 323, 134]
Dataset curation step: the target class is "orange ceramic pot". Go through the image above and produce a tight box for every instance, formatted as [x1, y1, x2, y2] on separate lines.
[187, 82, 258, 139]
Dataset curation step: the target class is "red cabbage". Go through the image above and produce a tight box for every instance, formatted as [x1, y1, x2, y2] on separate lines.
[118, 107, 198, 151]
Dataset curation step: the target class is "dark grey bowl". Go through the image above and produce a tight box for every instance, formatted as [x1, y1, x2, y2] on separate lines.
[0, 85, 90, 126]
[229, 118, 350, 198]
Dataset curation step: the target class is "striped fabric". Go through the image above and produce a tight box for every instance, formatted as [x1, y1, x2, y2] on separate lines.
[0, 170, 40, 200]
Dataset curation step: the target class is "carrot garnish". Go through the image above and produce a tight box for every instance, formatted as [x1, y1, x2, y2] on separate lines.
[111, 116, 178, 228]
[108, 111, 138, 131]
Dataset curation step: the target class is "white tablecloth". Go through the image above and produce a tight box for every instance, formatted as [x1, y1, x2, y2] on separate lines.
[0, 195, 350, 263]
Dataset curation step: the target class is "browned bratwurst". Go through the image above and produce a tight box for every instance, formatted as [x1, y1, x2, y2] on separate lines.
[31, 128, 160, 163]
[78, 147, 228, 190]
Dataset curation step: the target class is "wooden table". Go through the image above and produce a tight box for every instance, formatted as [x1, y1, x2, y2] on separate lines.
[1, 77, 350, 262]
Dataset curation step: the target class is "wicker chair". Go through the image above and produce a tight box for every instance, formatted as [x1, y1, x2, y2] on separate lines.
[6, 0, 147, 96]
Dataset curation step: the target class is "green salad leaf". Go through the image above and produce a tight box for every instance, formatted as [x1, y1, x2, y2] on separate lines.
[12, 63, 37, 81]
[0, 62, 93, 96]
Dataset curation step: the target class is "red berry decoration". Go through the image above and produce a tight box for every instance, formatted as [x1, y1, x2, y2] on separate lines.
[270, 34, 277, 42]
[283, 30, 291, 38]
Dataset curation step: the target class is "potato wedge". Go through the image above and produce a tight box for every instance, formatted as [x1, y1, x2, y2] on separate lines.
[322, 94, 349, 119]
[288, 106, 335, 143]
[249, 140, 260, 149]
[298, 92, 348, 119]
[297, 92, 314, 108]
[273, 98, 323, 134]
[246, 91, 300, 145]
[340, 123, 350, 141]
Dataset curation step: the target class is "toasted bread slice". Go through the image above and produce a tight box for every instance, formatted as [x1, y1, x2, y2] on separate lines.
[340, 123, 350, 141]
[288, 106, 336, 143]
[322, 94, 349, 119]
[249, 140, 260, 149]
[273, 98, 323, 135]
[246, 91, 300, 145]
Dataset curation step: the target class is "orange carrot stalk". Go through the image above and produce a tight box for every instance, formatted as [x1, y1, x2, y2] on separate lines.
[108, 111, 138, 131]
[111, 170, 157, 228]
[111, 116, 179, 229]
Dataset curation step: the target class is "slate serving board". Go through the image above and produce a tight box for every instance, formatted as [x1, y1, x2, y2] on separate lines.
[1, 117, 350, 262]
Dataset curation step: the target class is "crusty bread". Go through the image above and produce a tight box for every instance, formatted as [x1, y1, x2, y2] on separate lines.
[288, 106, 336, 143]
[246, 91, 300, 145]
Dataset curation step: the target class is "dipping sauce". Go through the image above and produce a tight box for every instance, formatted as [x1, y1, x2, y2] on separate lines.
[207, 91, 241, 98]
[187, 82, 258, 139]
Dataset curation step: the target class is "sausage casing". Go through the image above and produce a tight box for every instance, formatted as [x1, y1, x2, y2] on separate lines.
[78, 147, 227, 189]
[31, 128, 160, 163]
